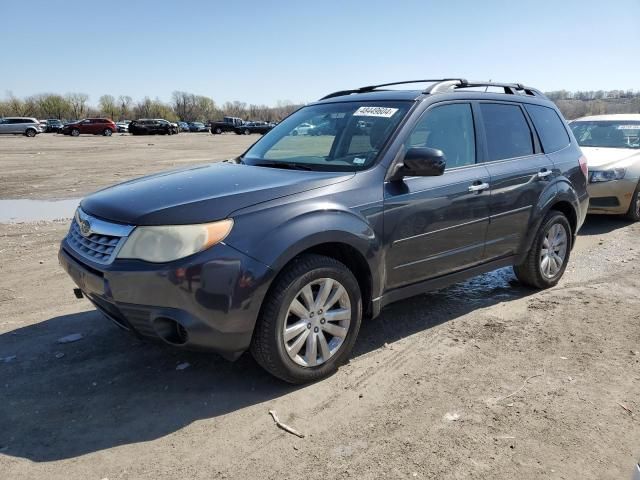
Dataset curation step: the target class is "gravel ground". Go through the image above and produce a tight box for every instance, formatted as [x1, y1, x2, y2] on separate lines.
[0, 134, 638, 479]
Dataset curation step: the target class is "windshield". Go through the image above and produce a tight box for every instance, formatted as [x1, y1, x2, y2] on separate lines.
[243, 101, 412, 171]
[570, 121, 640, 149]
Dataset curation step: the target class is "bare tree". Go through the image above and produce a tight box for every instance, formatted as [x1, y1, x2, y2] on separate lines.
[65, 93, 90, 119]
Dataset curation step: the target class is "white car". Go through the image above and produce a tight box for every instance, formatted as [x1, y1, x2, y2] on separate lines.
[292, 122, 314, 136]
[570, 114, 640, 221]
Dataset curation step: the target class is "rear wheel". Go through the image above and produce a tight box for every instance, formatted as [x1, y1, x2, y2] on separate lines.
[71, 128, 80, 137]
[25, 128, 36, 137]
[244, 128, 251, 135]
[103, 128, 112, 136]
[214, 127, 222, 134]
[514, 211, 572, 289]
[251, 254, 362, 384]
[625, 182, 640, 222]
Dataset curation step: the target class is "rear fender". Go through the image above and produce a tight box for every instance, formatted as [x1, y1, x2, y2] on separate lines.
[514, 180, 580, 265]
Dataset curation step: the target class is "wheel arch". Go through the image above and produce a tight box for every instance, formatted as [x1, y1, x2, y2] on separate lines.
[515, 183, 581, 264]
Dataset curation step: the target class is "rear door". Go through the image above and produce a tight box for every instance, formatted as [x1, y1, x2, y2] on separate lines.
[384, 102, 491, 289]
[478, 102, 554, 260]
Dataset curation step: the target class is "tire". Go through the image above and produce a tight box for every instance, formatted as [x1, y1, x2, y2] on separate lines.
[25, 128, 36, 137]
[625, 181, 640, 222]
[71, 128, 80, 137]
[103, 128, 112, 136]
[244, 128, 251, 135]
[215, 127, 223, 134]
[251, 254, 362, 384]
[514, 210, 572, 289]
[291, 130, 298, 136]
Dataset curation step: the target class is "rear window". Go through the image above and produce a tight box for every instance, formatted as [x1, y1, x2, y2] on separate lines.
[480, 103, 534, 161]
[525, 105, 570, 153]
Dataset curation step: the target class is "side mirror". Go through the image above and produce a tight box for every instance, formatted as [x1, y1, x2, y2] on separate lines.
[390, 147, 446, 180]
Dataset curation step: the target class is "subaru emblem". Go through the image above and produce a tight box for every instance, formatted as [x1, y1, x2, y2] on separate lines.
[79, 218, 91, 237]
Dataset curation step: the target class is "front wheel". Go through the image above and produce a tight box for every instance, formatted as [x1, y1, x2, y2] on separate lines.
[214, 127, 222, 134]
[243, 128, 251, 135]
[103, 128, 112, 136]
[71, 128, 80, 137]
[25, 128, 37, 137]
[514, 211, 572, 289]
[625, 182, 640, 222]
[251, 254, 362, 384]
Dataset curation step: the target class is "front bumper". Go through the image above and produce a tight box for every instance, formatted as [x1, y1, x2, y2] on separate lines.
[59, 241, 274, 359]
[587, 178, 638, 215]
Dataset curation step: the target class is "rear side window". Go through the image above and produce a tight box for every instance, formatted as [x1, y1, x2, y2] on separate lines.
[525, 105, 570, 153]
[480, 103, 534, 161]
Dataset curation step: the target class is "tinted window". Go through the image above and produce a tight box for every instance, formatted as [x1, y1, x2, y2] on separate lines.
[406, 103, 476, 168]
[525, 105, 570, 153]
[480, 103, 534, 161]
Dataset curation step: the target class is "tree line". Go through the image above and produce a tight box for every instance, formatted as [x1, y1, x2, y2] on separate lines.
[0, 91, 302, 123]
[1, 89, 638, 122]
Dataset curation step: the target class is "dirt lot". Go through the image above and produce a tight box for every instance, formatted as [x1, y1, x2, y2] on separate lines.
[0, 133, 256, 199]
[0, 134, 639, 480]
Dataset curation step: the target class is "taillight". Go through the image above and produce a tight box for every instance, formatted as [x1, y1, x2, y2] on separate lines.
[579, 155, 588, 179]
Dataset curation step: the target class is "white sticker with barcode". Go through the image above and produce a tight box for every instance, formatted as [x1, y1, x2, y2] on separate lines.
[353, 106, 398, 118]
[616, 125, 640, 130]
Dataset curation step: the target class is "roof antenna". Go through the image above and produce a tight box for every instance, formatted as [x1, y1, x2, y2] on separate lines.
[485, 79, 491, 93]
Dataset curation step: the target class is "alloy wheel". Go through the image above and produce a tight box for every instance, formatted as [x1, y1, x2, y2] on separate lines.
[540, 223, 568, 278]
[283, 278, 351, 367]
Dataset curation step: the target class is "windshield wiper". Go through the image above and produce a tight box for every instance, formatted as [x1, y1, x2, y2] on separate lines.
[252, 161, 314, 171]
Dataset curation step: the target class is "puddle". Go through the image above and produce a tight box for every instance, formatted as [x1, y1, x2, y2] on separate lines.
[0, 198, 80, 223]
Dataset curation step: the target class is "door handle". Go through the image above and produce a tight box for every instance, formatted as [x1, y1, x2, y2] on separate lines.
[468, 182, 490, 193]
[537, 169, 553, 179]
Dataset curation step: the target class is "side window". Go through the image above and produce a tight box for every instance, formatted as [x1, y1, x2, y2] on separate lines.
[525, 104, 570, 153]
[406, 103, 476, 168]
[479, 103, 534, 161]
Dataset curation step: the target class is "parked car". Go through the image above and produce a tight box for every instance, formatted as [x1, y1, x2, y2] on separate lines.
[61, 118, 117, 137]
[569, 114, 640, 221]
[116, 120, 131, 133]
[211, 116, 244, 134]
[59, 78, 588, 384]
[234, 121, 274, 135]
[188, 122, 209, 133]
[44, 119, 64, 133]
[178, 121, 190, 132]
[128, 119, 177, 135]
[291, 122, 314, 135]
[0, 117, 43, 137]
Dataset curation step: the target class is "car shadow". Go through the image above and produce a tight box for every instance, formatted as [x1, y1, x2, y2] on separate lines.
[0, 268, 533, 462]
[579, 214, 633, 236]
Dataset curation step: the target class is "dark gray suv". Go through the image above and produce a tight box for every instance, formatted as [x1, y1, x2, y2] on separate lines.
[59, 79, 589, 383]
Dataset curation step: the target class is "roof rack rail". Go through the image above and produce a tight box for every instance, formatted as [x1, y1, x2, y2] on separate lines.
[319, 78, 467, 100]
[426, 80, 545, 97]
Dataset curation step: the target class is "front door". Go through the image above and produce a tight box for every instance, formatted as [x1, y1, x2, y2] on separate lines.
[384, 102, 491, 290]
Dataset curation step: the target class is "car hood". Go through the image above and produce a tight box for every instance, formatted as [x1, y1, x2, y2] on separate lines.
[81, 162, 354, 225]
[581, 147, 640, 169]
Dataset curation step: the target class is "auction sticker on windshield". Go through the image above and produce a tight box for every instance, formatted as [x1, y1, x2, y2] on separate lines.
[353, 106, 399, 118]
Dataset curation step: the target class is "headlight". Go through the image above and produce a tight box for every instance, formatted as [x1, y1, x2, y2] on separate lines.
[590, 168, 626, 183]
[117, 219, 233, 263]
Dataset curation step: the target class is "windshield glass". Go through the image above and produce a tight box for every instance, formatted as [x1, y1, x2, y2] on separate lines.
[243, 101, 412, 171]
[570, 121, 640, 149]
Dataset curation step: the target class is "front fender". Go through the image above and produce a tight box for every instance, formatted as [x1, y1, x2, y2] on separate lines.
[225, 202, 383, 299]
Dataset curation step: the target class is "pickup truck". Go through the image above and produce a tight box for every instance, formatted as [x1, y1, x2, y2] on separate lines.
[210, 116, 244, 134]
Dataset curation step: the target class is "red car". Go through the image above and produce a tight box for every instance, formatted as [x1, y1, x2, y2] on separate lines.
[62, 118, 117, 137]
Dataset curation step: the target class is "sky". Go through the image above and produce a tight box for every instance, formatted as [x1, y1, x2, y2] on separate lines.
[1, 0, 639, 107]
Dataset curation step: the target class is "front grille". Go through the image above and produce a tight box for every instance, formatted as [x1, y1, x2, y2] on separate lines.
[68, 219, 122, 263]
[65, 208, 134, 265]
[590, 196, 620, 208]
